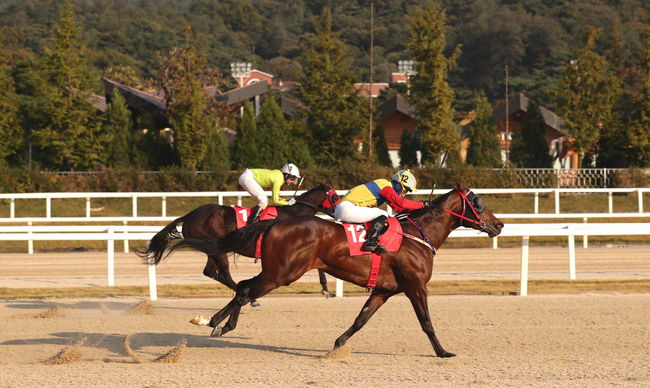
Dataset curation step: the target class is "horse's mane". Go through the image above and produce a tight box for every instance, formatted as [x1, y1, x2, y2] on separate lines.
[296, 184, 329, 199]
[401, 189, 454, 219]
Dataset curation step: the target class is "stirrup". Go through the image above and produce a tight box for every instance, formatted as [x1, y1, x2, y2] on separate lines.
[363, 241, 387, 254]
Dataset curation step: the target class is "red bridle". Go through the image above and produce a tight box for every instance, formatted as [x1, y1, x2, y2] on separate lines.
[443, 190, 486, 229]
[320, 185, 341, 210]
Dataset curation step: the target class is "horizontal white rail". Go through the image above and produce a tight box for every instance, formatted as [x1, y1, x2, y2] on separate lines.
[2, 222, 650, 299]
[1, 187, 648, 219]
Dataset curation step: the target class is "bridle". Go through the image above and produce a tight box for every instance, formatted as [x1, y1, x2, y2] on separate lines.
[443, 189, 488, 232]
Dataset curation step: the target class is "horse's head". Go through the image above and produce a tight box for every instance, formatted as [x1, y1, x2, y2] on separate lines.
[295, 184, 340, 212]
[441, 183, 503, 237]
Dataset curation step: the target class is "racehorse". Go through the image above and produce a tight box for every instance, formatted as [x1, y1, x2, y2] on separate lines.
[170, 184, 504, 357]
[137, 184, 339, 297]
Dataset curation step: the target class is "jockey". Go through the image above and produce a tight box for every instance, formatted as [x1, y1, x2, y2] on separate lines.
[334, 169, 424, 253]
[238, 163, 301, 225]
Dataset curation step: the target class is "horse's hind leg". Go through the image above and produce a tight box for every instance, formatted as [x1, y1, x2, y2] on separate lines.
[318, 270, 331, 298]
[403, 283, 455, 358]
[203, 253, 237, 291]
[332, 291, 394, 349]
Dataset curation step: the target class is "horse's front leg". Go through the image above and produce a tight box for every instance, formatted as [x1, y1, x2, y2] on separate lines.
[403, 283, 455, 358]
[318, 269, 331, 298]
[333, 291, 393, 349]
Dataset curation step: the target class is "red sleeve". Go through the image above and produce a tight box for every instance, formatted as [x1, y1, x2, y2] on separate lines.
[379, 186, 424, 213]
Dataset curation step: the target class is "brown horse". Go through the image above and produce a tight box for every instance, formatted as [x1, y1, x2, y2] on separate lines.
[137, 184, 339, 295]
[171, 184, 503, 357]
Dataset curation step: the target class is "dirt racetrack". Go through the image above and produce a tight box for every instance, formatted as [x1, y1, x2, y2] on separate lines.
[1, 247, 650, 387]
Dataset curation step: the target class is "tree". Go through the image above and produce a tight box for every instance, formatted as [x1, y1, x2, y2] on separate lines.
[103, 88, 133, 168]
[554, 26, 620, 166]
[200, 119, 231, 173]
[31, 1, 106, 170]
[466, 94, 501, 167]
[374, 124, 392, 167]
[232, 101, 259, 168]
[0, 38, 21, 167]
[256, 97, 290, 166]
[296, 8, 366, 165]
[510, 100, 552, 168]
[628, 26, 650, 167]
[407, 3, 461, 166]
[399, 129, 418, 168]
[159, 24, 224, 171]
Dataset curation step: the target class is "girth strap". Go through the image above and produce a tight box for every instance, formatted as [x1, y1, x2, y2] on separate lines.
[366, 252, 382, 290]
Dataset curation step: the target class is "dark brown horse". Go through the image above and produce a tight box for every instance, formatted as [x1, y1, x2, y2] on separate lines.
[137, 184, 339, 295]
[171, 184, 503, 357]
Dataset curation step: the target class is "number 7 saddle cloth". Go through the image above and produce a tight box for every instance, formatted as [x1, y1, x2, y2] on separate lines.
[232, 206, 279, 229]
[341, 217, 403, 256]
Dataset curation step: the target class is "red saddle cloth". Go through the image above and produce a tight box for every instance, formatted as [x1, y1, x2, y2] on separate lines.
[342, 217, 403, 256]
[232, 206, 278, 229]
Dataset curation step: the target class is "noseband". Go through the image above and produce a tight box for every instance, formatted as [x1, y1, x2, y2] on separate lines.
[443, 190, 487, 232]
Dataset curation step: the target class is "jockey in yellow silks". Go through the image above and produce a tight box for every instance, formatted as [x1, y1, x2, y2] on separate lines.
[238, 163, 300, 225]
[334, 169, 425, 253]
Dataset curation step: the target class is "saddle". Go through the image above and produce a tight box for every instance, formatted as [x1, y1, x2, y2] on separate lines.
[232, 206, 278, 229]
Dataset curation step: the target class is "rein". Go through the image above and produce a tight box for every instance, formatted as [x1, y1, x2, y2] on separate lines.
[443, 190, 487, 230]
[403, 216, 436, 253]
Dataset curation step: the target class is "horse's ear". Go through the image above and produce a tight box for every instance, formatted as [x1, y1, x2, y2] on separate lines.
[455, 182, 466, 192]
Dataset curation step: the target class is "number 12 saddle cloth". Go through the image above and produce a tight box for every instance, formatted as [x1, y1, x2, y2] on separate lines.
[341, 217, 403, 256]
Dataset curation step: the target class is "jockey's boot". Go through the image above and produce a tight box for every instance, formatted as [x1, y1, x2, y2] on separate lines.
[247, 206, 263, 225]
[363, 215, 388, 254]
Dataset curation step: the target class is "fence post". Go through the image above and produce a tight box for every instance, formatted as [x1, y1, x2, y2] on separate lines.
[148, 264, 158, 301]
[218, 193, 223, 206]
[492, 236, 498, 249]
[10, 198, 15, 218]
[554, 190, 560, 214]
[123, 221, 129, 253]
[27, 221, 33, 255]
[46, 196, 51, 218]
[107, 227, 115, 286]
[132, 195, 138, 217]
[86, 197, 91, 218]
[161, 196, 167, 218]
[534, 192, 539, 214]
[582, 217, 588, 248]
[520, 236, 529, 296]
[336, 279, 343, 298]
[568, 232, 576, 280]
[608, 192, 613, 213]
[638, 190, 644, 213]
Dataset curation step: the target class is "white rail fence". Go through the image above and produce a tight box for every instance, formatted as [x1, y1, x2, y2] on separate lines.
[1, 187, 649, 219]
[2, 223, 650, 300]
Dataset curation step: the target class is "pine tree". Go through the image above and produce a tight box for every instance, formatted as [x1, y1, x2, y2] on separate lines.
[399, 129, 418, 168]
[232, 101, 259, 168]
[200, 117, 231, 173]
[31, 1, 106, 170]
[466, 94, 501, 167]
[0, 39, 21, 167]
[374, 124, 392, 167]
[510, 101, 552, 168]
[406, 3, 461, 166]
[296, 8, 366, 165]
[285, 121, 314, 168]
[554, 26, 620, 166]
[103, 88, 133, 168]
[256, 97, 290, 166]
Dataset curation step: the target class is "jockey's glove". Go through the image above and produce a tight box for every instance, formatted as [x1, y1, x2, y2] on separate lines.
[287, 198, 296, 206]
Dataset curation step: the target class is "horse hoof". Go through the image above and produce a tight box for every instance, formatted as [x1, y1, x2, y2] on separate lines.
[250, 301, 261, 307]
[439, 352, 456, 358]
[210, 326, 223, 337]
[321, 290, 331, 298]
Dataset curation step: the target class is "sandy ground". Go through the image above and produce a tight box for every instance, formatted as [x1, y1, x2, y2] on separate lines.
[1, 247, 650, 387]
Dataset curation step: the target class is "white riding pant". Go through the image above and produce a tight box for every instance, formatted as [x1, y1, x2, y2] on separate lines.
[238, 169, 268, 209]
[333, 201, 388, 223]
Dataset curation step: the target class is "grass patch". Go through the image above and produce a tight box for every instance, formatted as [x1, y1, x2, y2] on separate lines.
[1, 280, 649, 300]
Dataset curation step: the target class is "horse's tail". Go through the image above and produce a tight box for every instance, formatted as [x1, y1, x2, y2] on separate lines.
[136, 216, 185, 265]
[168, 219, 279, 257]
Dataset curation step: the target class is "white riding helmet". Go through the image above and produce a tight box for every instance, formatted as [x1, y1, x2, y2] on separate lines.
[392, 169, 417, 192]
[281, 163, 301, 179]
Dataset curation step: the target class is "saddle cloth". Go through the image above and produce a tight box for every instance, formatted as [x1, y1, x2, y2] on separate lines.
[342, 217, 403, 256]
[232, 206, 278, 229]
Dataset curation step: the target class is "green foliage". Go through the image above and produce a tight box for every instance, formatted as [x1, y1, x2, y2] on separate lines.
[373, 124, 392, 167]
[510, 100, 553, 168]
[406, 3, 461, 165]
[398, 129, 418, 168]
[30, 1, 106, 170]
[232, 101, 259, 168]
[0, 39, 21, 167]
[554, 26, 621, 164]
[296, 8, 367, 166]
[466, 94, 501, 167]
[103, 88, 132, 168]
[256, 97, 290, 165]
[627, 27, 650, 167]
[200, 124, 231, 177]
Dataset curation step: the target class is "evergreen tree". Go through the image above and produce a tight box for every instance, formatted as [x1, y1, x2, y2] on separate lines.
[374, 124, 392, 167]
[554, 26, 620, 166]
[31, 1, 106, 170]
[628, 27, 650, 167]
[406, 3, 461, 166]
[256, 97, 290, 166]
[159, 25, 221, 171]
[399, 129, 418, 168]
[296, 8, 366, 165]
[200, 118, 231, 173]
[232, 101, 260, 168]
[0, 38, 21, 167]
[285, 121, 314, 168]
[466, 94, 501, 167]
[510, 101, 553, 168]
[103, 88, 133, 168]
